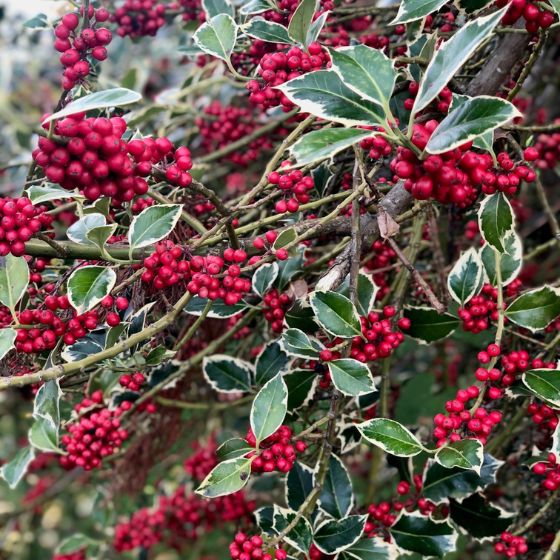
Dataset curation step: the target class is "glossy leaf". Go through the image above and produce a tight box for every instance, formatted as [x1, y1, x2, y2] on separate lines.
[43, 88, 141, 124]
[506, 286, 560, 332]
[449, 494, 512, 538]
[0, 446, 35, 489]
[478, 192, 515, 254]
[288, 0, 317, 46]
[217, 438, 254, 461]
[203, 355, 253, 393]
[252, 262, 279, 297]
[403, 307, 459, 343]
[273, 507, 313, 553]
[338, 538, 395, 560]
[27, 183, 84, 204]
[0, 327, 16, 361]
[319, 455, 354, 518]
[250, 374, 288, 444]
[447, 248, 483, 305]
[244, 18, 294, 44]
[255, 341, 290, 385]
[522, 369, 560, 408]
[193, 14, 238, 62]
[392, 0, 448, 24]
[336, 272, 379, 316]
[327, 359, 376, 397]
[285, 369, 318, 411]
[281, 328, 323, 359]
[67, 266, 117, 314]
[277, 70, 386, 127]
[310, 291, 361, 338]
[480, 231, 522, 286]
[435, 439, 484, 473]
[314, 515, 367, 555]
[128, 204, 183, 251]
[185, 296, 247, 318]
[358, 418, 424, 457]
[286, 461, 313, 510]
[0, 255, 29, 315]
[202, 0, 234, 18]
[67, 214, 106, 245]
[196, 457, 252, 497]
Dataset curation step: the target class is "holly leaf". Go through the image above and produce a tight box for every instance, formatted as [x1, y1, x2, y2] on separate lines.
[196, 457, 252, 498]
[506, 286, 560, 332]
[447, 248, 483, 305]
[357, 418, 425, 457]
[250, 374, 288, 445]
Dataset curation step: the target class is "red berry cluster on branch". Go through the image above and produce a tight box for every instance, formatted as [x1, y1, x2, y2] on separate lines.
[184, 437, 218, 481]
[404, 82, 452, 114]
[60, 390, 129, 470]
[0, 198, 52, 257]
[458, 284, 501, 333]
[262, 289, 293, 333]
[247, 43, 329, 111]
[494, 532, 528, 557]
[268, 166, 315, 214]
[229, 533, 287, 560]
[532, 453, 560, 491]
[54, 550, 86, 560]
[246, 425, 306, 473]
[54, 8, 112, 91]
[497, 0, 556, 33]
[111, 0, 167, 38]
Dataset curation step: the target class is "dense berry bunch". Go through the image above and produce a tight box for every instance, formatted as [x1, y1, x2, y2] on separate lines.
[54, 8, 112, 90]
[404, 82, 453, 114]
[16, 295, 104, 353]
[247, 43, 329, 111]
[229, 533, 287, 560]
[528, 401, 559, 434]
[532, 453, 560, 491]
[0, 197, 52, 256]
[196, 101, 277, 166]
[246, 425, 306, 473]
[359, 132, 393, 161]
[531, 131, 560, 169]
[458, 284, 501, 333]
[497, 0, 555, 33]
[119, 371, 147, 392]
[268, 166, 315, 213]
[60, 390, 129, 470]
[392, 122, 535, 205]
[183, 437, 218, 481]
[347, 307, 406, 363]
[363, 240, 397, 300]
[494, 532, 528, 557]
[262, 289, 292, 333]
[111, 0, 167, 38]
[171, 0, 205, 22]
[141, 241, 190, 289]
[53, 550, 86, 560]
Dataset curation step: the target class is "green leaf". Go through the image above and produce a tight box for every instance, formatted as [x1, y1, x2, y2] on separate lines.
[478, 193, 515, 254]
[426, 96, 521, 154]
[327, 359, 376, 397]
[67, 266, 117, 314]
[277, 70, 386, 127]
[287, 0, 317, 46]
[202, 0, 234, 18]
[336, 273, 379, 316]
[250, 374, 288, 445]
[306, 10, 329, 45]
[403, 307, 459, 343]
[24, 13, 48, 29]
[244, 18, 295, 44]
[203, 355, 253, 393]
[358, 418, 424, 457]
[217, 438, 254, 461]
[435, 439, 483, 473]
[506, 286, 560, 332]
[310, 291, 361, 338]
[422, 454, 502, 503]
[67, 214, 107, 245]
[195, 457, 252, 498]
[285, 369, 318, 411]
[255, 341, 290, 385]
[240, 0, 270, 14]
[389, 514, 457, 557]
[522, 369, 560, 408]
[314, 515, 367, 555]
[338, 538, 395, 560]
[29, 421, 59, 452]
[284, 301, 318, 333]
[252, 262, 279, 297]
[291, 128, 372, 166]
[328, 45, 396, 109]
[319, 455, 354, 518]
[392, 0, 448, 24]
[0, 328, 16, 361]
[286, 461, 313, 510]
[128, 204, 183, 251]
[193, 13, 237, 62]
[273, 507, 313, 553]
[86, 224, 118, 253]
[43, 88, 141, 124]
[480, 231, 522, 286]
[185, 296, 247, 318]
[56, 534, 99, 555]
[549, 0, 560, 16]
[281, 328, 323, 359]
[27, 183, 84, 204]
[449, 494, 512, 539]
[412, 8, 507, 114]
[0, 255, 29, 315]
[447, 248, 483, 305]
[0, 446, 35, 489]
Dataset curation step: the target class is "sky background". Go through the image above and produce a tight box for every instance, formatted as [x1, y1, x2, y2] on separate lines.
[1, 0, 61, 17]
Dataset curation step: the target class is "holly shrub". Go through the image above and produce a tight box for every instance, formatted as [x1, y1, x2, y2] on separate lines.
[1, 0, 560, 558]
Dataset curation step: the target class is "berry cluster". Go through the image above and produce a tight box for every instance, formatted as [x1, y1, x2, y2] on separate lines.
[229, 533, 287, 560]
[247, 43, 329, 111]
[262, 289, 292, 333]
[363, 240, 397, 300]
[404, 82, 452, 114]
[497, 0, 555, 33]
[246, 425, 306, 473]
[494, 532, 528, 558]
[119, 371, 147, 392]
[196, 101, 277, 166]
[111, 0, 167, 38]
[528, 401, 559, 434]
[458, 284, 501, 333]
[54, 550, 86, 560]
[531, 130, 560, 169]
[60, 390, 129, 470]
[54, 8, 112, 91]
[184, 437, 218, 481]
[141, 241, 190, 289]
[392, 122, 535, 205]
[0, 197, 52, 256]
[433, 385, 503, 446]
[533, 453, 560, 491]
[359, 131, 393, 161]
[16, 295, 105, 353]
[268, 166, 315, 214]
